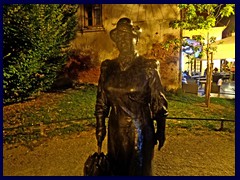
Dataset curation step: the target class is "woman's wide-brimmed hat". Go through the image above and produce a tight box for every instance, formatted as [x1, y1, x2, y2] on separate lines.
[110, 17, 138, 43]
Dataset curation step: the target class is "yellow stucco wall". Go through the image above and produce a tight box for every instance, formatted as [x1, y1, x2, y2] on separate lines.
[182, 26, 226, 43]
[70, 4, 181, 91]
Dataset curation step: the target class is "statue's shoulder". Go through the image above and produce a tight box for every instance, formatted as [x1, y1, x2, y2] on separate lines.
[100, 59, 117, 71]
[138, 56, 160, 70]
[101, 59, 111, 67]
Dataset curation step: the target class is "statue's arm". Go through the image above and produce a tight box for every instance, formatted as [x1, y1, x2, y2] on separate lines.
[95, 60, 110, 147]
[148, 59, 168, 150]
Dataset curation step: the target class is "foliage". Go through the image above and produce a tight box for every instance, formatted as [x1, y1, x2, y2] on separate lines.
[169, 4, 235, 61]
[169, 4, 235, 30]
[63, 47, 100, 83]
[3, 4, 78, 104]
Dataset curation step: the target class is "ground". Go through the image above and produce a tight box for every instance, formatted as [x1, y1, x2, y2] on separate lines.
[3, 67, 235, 176]
[3, 128, 235, 176]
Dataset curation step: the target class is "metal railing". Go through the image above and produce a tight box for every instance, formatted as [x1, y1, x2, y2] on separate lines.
[166, 117, 235, 131]
[3, 116, 235, 136]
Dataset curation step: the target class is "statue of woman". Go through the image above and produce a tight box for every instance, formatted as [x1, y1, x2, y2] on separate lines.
[95, 17, 168, 176]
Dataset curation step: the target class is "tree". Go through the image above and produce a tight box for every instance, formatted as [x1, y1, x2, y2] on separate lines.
[3, 4, 78, 104]
[169, 4, 235, 107]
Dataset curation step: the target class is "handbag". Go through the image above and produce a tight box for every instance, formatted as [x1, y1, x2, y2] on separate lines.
[84, 146, 112, 176]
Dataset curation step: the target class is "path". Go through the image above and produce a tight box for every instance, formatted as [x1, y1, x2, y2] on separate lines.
[3, 128, 235, 176]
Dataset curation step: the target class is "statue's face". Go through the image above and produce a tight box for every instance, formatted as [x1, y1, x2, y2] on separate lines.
[115, 31, 136, 55]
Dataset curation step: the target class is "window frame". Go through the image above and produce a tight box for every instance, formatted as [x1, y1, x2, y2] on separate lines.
[80, 4, 105, 32]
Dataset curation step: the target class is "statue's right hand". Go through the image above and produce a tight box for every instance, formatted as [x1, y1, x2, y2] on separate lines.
[154, 130, 165, 151]
[96, 126, 106, 147]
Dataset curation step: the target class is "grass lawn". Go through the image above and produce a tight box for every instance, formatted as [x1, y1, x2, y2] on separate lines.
[3, 84, 235, 144]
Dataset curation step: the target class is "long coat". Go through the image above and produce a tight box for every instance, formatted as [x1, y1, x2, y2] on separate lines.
[95, 55, 168, 176]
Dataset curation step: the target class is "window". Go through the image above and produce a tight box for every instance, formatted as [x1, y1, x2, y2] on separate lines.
[80, 4, 104, 32]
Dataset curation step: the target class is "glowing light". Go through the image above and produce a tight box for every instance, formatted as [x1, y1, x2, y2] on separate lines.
[133, 38, 137, 44]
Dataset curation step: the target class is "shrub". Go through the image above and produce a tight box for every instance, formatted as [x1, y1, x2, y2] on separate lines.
[3, 4, 78, 104]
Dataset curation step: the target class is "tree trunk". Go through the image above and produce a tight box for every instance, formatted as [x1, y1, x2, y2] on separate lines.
[205, 60, 210, 106]
[205, 32, 213, 107]
[206, 59, 213, 107]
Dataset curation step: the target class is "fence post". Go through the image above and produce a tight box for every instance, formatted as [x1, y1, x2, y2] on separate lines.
[40, 122, 45, 136]
[219, 120, 224, 131]
[218, 86, 220, 97]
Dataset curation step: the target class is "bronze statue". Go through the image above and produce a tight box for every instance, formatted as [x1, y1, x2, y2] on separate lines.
[95, 17, 168, 176]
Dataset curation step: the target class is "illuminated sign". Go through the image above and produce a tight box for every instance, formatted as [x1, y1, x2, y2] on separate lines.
[182, 37, 202, 58]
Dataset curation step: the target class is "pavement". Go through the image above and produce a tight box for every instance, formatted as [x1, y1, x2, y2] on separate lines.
[198, 81, 235, 99]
